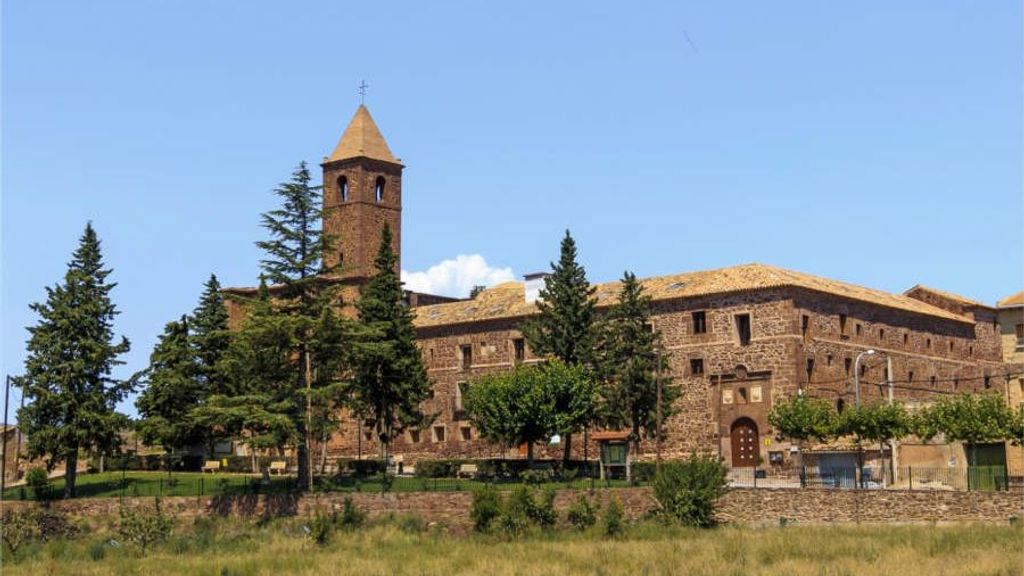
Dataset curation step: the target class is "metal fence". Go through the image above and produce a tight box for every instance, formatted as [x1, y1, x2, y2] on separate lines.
[4, 464, 1017, 502]
[726, 465, 1018, 492]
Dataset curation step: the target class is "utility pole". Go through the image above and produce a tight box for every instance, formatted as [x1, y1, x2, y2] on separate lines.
[655, 346, 663, 473]
[1, 375, 10, 496]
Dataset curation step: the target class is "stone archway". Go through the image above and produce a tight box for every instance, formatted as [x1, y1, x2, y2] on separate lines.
[730, 417, 759, 467]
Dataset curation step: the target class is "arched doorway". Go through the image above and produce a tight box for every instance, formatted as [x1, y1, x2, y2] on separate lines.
[730, 418, 759, 467]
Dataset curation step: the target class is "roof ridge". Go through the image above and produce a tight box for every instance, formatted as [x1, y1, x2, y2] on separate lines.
[327, 105, 398, 164]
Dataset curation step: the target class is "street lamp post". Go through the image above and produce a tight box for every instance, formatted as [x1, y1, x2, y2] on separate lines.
[853, 349, 877, 407]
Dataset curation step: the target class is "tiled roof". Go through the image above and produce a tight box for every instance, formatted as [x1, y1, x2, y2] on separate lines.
[998, 291, 1024, 308]
[326, 105, 398, 164]
[904, 285, 992, 309]
[411, 263, 973, 328]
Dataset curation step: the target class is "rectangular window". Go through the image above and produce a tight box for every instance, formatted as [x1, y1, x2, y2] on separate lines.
[433, 426, 446, 443]
[801, 314, 810, 337]
[859, 363, 867, 377]
[513, 338, 526, 363]
[409, 430, 421, 444]
[827, 354, 833, 367]
[735, 314, 752, 346]
[926, 338, 931, 349]
[806, 358, 815, 381]
[692, 311, 707, 334]
[903, 333, 909, 346]
[908, 371, 914, 383]
[460, 344, 472, 370]
[839, 314, 848, 335]
[855, 324, 862, 337]
[460, 426, 472, 441]
[1016, 324, 1024, 347]
[690, 358, 704, 376]
[879, 328, 885, 340]
[844, 358, 852, 375]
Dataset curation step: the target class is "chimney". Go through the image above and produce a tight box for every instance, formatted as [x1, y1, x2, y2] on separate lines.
[523, 272, 550, 304]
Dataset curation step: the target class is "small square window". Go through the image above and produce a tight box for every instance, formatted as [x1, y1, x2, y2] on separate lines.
[513, 338, 526, 363]
[433, 426, 446, 443]
[409, 430, 421, 444]
[460, 427, 472, 441]
[690, 358, 704, 376]
[692, 311, 707, 334]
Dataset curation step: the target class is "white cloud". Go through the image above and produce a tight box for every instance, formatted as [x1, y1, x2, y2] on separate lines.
[401, 254, 515, 298]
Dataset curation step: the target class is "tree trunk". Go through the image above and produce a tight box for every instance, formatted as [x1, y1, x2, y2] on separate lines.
[64, 451, 78, 499]
[319, 439, 328, 475]
[562, 432, 573, 466]
[527, 442, 535, 468]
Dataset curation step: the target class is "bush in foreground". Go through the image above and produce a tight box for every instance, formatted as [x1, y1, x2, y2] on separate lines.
[118, 498, 175, 554]
[652, 455, 728, 528]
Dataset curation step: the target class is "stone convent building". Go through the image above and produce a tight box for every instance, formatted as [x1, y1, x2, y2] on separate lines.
[232, 105, 1019, 472]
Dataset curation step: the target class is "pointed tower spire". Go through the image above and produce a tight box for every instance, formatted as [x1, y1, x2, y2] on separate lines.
[327, 105, 398, 164]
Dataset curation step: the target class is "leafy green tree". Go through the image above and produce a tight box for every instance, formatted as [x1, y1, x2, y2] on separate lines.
[542, 361, 598, 459]
[768, 394, 839, 479]
[522, 230, 598, 463]
[308, 305, 359, 473]
[597, 271, 678, 465]
[838, 401, 911, 486]
[463, 363, 557, 465]
[353, 225, 432, 462]
[16, 223, 132, 498]
[135, 316, 205, 459]
[917, 393, 1016, 466]
[254, 162, 339, 489]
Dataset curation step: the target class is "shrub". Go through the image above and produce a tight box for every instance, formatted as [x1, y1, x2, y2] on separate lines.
[521, 468, 553, 486]
[413, 459, 468, 478]
[532, 488, 557, 529]
[307, 510, 336, 546]
[118, 498, 175, 554]
[602, 496, 625, 537]
[2, 509, 37, 553]
[337, 458, 386, 477]
[499, 486, 535, 537]
[631, 462, 658, 482]
[566, 494, 597, 530]
[652, 455, 728, 528]
[470, 485, 502, 533]
[396, 514, 425, 534]
[25, 467, 51, 501]
[338, 496, 366, 530]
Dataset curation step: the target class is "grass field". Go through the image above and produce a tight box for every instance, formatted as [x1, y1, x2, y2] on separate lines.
[2, 515, 1021, 576]
[2, 471, 631, 500]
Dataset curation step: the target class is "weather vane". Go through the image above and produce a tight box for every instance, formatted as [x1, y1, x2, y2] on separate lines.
[358, 80, 369, 105]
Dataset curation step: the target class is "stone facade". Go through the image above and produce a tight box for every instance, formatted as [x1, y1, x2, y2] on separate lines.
[224, 104, 1019, 474]
[997, 293, 1024, 476]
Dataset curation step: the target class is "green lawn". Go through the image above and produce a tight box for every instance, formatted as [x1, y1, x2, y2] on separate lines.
[2, 471, 635, 500]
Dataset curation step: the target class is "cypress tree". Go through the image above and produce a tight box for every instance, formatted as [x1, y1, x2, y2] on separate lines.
[522, 230, 598, 463]
[353, 224, 432, 462]
[17, 223, 132, 498]
[598, 271, 678, 469]
[136, 316, 204, 460]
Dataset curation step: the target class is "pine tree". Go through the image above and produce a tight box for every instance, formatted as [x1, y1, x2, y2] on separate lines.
[598, 271, 678, 470]
[190, 274, 230, 395]
[521, 230, 598, 463]
[353, 224, 432, 462]
[136, 316, 204, 460]
[17, 223, 132, 498]
[254, 162, 337, 489]
[197, 278, 298, 468]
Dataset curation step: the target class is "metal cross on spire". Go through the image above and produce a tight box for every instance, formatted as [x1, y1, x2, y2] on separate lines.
[358, 80, 369, 105]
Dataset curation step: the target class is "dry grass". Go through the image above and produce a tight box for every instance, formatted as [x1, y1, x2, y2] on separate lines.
[3, 518, 1022, 576]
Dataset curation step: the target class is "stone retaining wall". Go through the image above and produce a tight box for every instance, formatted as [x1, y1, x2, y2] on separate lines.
[3, 487, 1020, 527]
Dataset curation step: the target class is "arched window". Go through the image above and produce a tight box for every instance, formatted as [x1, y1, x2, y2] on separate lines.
[375, 176, 386, 203]
[338, 176, 349, 202]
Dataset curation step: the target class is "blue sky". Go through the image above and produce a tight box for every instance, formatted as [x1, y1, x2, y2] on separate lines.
[3, 2, 1021, 417]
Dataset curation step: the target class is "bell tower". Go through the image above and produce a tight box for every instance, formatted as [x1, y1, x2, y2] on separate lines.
[322, 105, 403, 282]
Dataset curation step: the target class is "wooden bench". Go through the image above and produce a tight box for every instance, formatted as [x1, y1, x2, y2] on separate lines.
[268, 461, 288, 475]
[457, 463, 478, 478]
[201, 460, 221, 474]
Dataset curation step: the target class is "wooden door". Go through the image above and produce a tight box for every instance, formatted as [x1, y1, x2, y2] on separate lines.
[730, 418, 759, 467]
